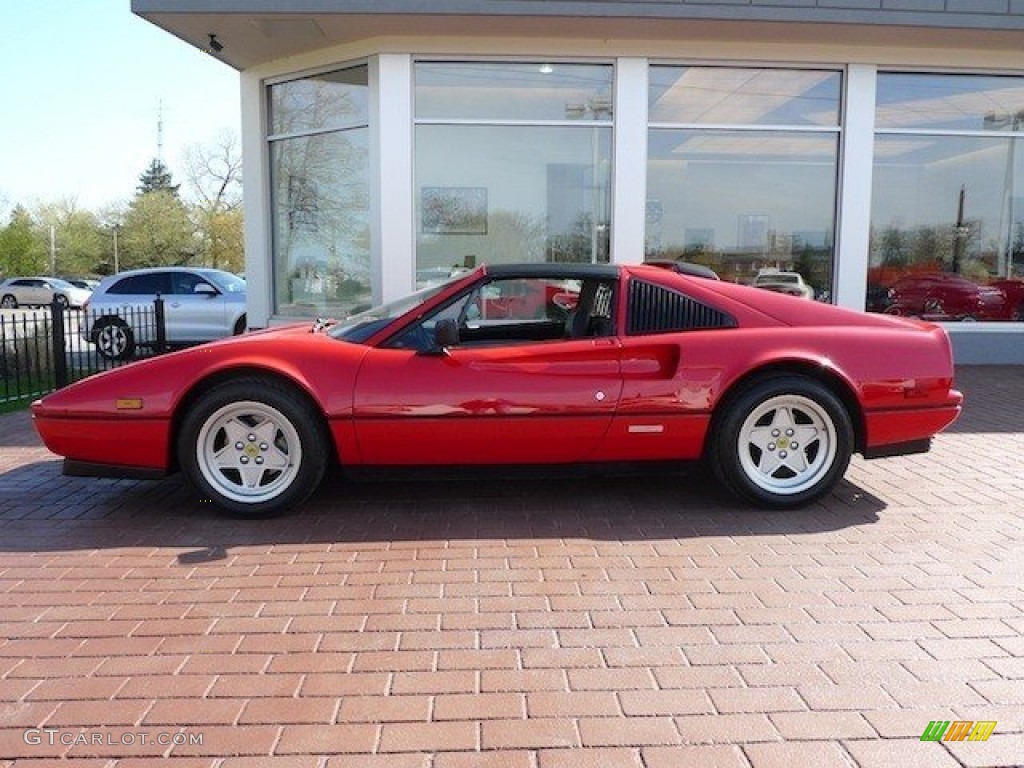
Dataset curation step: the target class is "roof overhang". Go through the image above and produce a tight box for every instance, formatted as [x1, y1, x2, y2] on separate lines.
[131, 1, 1024, 71]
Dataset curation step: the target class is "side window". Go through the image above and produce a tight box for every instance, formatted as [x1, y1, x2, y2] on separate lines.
[171, 272, 208, 295]
[107, 273, 173, 295]
[385, 276, 597, 351]
[627, 280, 736, 335]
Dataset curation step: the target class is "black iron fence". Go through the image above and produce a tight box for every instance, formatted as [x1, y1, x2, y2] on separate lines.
[0, 298, 168, 406]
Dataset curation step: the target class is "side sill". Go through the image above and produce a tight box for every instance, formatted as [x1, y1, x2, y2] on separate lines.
[862, 438, 932, 460]
[63, 459, 170, 481]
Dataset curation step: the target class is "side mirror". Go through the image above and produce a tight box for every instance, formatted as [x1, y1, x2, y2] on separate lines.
[194, 283, 219, 297]
[436, 318, 460, 348]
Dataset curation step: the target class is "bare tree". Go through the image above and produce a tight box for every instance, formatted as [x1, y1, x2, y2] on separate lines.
[184, 131, 244, 271]
[184, 130, 242, 212]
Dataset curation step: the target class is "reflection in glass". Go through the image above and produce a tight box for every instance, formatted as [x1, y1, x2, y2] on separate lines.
[415, 124, 612, 284]
[271, 129, 372, 317]
[415, 62, 614, 122]
[646, 130, 838, 298]
[649, 66, 841, 127]
[869, 134, 1024, 321]
[876, 73, 1024, 133]
[269, 65, 369, 136]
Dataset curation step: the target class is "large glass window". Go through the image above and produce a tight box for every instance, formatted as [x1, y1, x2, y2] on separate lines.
[269, 64, 372, 317]
[414, 63, 613, 287]
[870, 74, 1024, 322]
[646, 67, 841, 300]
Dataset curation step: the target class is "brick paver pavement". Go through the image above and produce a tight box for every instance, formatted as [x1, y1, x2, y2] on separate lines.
[0, 366, 1021, 767]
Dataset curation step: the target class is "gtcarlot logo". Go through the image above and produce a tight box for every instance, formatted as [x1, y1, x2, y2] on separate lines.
[23, 729, 203, 747]
[920, 720, 997, 742]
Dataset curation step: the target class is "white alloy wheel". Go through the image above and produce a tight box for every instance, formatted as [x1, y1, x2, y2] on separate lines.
[196, 401, 303, 505]
[736, 393, 838, 496]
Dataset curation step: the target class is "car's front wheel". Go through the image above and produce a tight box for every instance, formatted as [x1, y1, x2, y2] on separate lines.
[1, 295, 17, 309]
[710, 375, 853, 508]
[93, 318, 135, 360]
[178, 378, 330, 517]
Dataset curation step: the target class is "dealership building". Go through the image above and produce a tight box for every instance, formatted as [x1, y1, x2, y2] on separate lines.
[133, 1, 1024, 362]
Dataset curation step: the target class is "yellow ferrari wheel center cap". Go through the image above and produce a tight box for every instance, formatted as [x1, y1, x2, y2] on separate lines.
[777, 437, 789, 449]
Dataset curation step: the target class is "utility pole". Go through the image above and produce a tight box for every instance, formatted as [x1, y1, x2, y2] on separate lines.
[49, 225, 57, 277]
[113, 225, 121, 274]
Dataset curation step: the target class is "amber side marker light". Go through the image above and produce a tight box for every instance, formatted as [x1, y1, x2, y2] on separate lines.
[115, 398, 144, 410]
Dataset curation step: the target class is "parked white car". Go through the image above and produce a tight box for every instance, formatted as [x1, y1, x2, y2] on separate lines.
[84, 267, 247, 360]
[0, 277, 92, 309]
[752, 269, 815, 299]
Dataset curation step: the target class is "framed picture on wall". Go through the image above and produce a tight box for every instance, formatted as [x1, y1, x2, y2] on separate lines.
[421, 187, 488, 235]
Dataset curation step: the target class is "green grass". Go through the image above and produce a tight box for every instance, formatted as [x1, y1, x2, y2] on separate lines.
[0, 372, 57, 414]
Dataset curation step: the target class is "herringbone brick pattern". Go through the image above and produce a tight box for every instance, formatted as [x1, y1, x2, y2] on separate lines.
[0, 366, 1021, 766]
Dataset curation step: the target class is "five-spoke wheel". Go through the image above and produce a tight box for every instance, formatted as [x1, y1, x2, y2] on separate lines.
[711, 375, 853, 508]
[93, 318, 135, 361]
[178, 378, 329, 517]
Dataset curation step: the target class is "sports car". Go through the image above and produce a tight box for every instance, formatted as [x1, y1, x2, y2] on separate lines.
[32, 263, 962, 517]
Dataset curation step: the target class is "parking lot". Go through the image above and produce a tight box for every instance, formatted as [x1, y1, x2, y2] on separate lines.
[0, 366, 1022, 767]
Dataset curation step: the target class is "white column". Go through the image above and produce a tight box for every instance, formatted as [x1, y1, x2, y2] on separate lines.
[240, 68, 272, 328]
[611, 58, 649, 265]
[370, 54, 415, 303]
[834, 64, 877, 311]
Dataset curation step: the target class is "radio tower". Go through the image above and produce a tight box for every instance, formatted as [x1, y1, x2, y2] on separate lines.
[157, 100, 164, 162]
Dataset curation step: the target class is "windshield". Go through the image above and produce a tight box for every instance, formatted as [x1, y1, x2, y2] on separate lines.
[328, 280, 456, 343]
[48, 278, 78, 290]
[201, 270, 247, 293]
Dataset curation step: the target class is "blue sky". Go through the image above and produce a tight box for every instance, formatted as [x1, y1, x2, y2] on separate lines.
[0, 1, 241, 214]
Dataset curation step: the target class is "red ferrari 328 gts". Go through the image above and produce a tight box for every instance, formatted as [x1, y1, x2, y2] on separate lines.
[33, 263, 962, 517]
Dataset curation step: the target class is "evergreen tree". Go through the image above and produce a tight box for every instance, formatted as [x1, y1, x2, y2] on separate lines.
[137, 158, 180, 197]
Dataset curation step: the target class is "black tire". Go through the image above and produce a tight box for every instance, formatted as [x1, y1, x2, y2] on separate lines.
[93, 318, 135, 360]
[177, 377, 330, 518]
[709, 375, 853, 509]
[1, 295, 17, 309]
[233, 314, 247, 335]
[55, 294, 69, 309]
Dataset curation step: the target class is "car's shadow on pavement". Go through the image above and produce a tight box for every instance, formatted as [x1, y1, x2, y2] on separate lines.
[0, 459, 884, 553]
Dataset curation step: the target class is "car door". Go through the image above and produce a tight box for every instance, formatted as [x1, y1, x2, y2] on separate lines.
[164, 271, 227, 342]
[8, 280, 33, 305]
[591, 276, 739, 462]
[352, 275, 624, 465]
[31, 279, 54, 305]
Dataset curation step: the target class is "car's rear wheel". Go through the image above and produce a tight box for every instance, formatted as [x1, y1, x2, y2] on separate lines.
[178, 378, 329, 517]
[55, 294, 69, 309]
[1, 295, 17, 309]
[710, 375, 853, 508]
[233, 314, 247, 335]
[93, 318, 135, 360]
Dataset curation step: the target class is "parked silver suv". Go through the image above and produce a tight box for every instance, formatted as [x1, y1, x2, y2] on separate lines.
[85, 267, 247, 360]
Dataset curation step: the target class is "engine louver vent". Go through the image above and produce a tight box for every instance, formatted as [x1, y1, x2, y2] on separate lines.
[628, 280, 737, 335]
